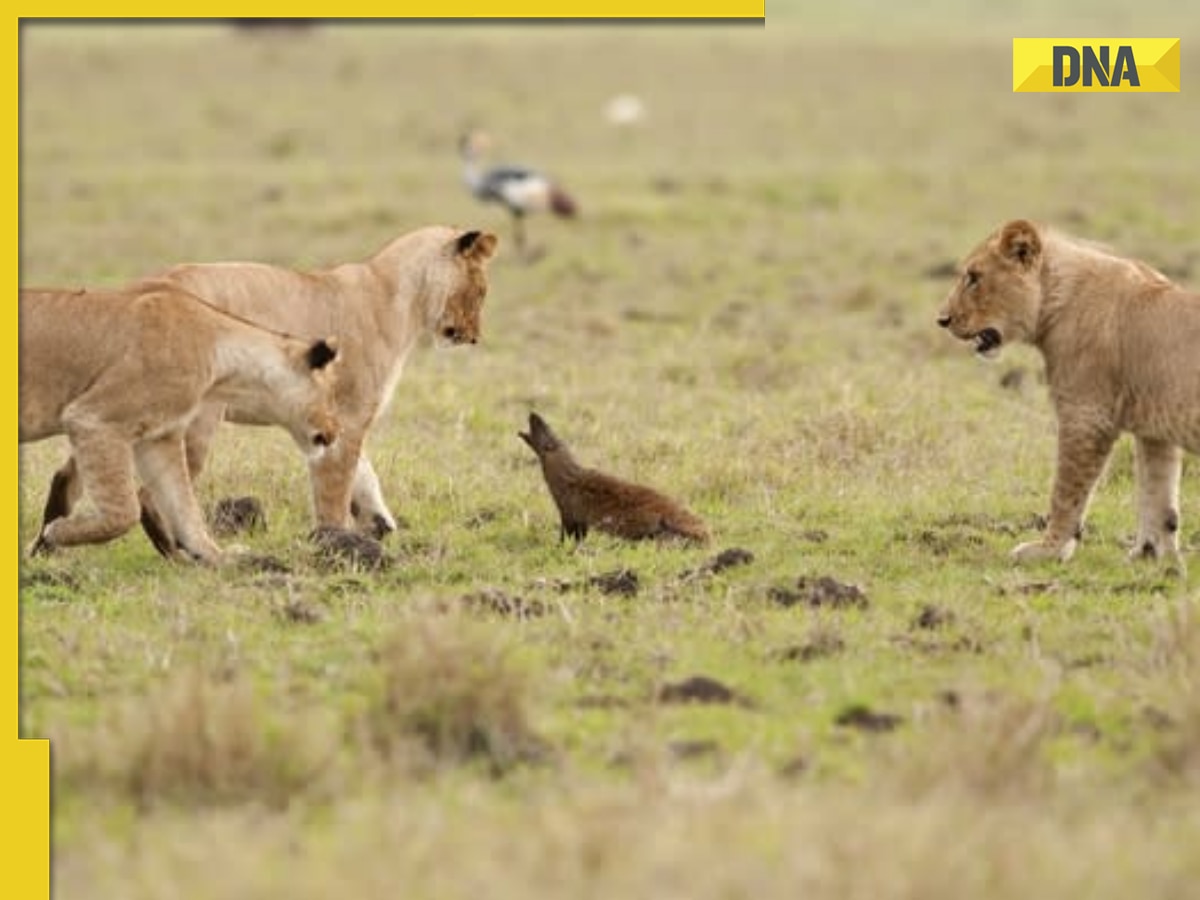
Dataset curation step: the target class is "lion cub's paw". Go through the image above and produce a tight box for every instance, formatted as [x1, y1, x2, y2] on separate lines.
[1012, 538, 1077, 564]
[1128, 543, 1189, 578]
[27, 533, 55, 557]
[1128, 535, 1174, 561]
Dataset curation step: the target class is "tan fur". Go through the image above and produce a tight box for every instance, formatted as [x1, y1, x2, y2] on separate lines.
[938, 219, 1200, 570]
[519, 413, 710, 544]
[22, 284, 340, 563]
[131, 226, 497, 538]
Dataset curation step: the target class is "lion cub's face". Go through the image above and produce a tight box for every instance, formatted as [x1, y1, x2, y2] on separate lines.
[283, 338, 341, 454]
[937, 219, 1044, 359]
[433, 230, 499, 348]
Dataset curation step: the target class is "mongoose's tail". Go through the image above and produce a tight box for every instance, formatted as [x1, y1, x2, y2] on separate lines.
[660, 507, 711, 544]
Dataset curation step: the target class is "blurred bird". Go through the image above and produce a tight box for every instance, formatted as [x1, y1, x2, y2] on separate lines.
[604, 94, 647, 127]
[458, 130, 578, 256]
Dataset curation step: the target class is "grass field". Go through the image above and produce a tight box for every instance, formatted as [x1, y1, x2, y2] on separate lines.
[18, 10, 1200, 898]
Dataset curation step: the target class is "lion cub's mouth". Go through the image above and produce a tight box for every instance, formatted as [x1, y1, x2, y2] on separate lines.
[439, 325, 478, 346]
[973, 327, 1003, 359]
[304, 428, 339, 459]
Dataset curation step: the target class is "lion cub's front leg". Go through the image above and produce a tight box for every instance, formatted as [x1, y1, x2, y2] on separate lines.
[351, 456, 398, 538]
[1130, 436, 1186, 574]
[133, 436, 222, 565]
[1013, 416, 1117, 564]
[308, 432, 363, 530]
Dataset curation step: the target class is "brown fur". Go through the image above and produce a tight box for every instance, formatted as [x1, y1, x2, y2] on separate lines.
[21, 284, 340, 563]
[45, 226, 497, 545]
[938, 219, 1200, 570]
[518, 413, 710, 544]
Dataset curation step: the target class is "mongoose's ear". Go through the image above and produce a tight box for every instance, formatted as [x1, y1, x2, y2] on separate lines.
[306, 338, 339, 371]
[998, 219, 1041, 269]
[518, 430, 535, 451]
[456, 230, 499, 262]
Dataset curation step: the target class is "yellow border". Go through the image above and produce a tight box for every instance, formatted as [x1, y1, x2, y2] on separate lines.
[10, 18, 50, 898]
[11, 7, 761, 895]
[19, 2, 764, 18]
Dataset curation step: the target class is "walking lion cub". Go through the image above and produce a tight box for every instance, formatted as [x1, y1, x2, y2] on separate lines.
[938, 219, 1200, 571]
[20, 283, 340, 563]
[117, 225, 497, 543]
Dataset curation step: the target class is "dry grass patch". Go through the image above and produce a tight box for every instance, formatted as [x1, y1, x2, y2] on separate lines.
[880, 690, 1057, 800]
[52, 669, 339, 810]
[363, 619, 553, 775]
[1145, 601, 1200, 787]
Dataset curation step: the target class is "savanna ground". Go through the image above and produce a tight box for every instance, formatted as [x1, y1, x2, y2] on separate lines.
[17, 6, 1200, 897]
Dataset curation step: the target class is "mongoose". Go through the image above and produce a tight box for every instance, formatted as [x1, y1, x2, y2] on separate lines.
[518, 412, 710, 544]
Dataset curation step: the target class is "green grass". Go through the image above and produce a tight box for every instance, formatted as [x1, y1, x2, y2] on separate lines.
[19, 12, 1200, 898]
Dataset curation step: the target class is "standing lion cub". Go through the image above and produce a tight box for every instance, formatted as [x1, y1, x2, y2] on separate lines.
[938, 219, 1200, 571]
[20, 283, 340, 563]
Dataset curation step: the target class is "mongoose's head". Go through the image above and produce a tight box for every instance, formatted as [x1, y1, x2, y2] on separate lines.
[518, 412, 566, 460]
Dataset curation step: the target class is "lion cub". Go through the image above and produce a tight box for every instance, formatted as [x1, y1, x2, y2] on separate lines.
[20, 283, 340, 564]
[938, 219, 1200, 571]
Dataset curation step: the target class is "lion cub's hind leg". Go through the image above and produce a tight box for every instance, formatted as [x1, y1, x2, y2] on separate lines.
[41, 455, 183, 559]
[1130, 437, 1186, 575]
[39, 456, 83, 531]
[134, 435, 222, 565]
[30, 431, 139, 555]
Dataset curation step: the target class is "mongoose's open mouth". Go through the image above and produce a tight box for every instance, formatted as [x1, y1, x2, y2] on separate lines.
[519, 412, 560, 455]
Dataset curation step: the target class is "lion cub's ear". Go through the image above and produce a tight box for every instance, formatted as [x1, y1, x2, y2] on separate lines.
[306, 338, 339, 371]
[455, 230, 500, 262]
[999, 219, 1042, 269]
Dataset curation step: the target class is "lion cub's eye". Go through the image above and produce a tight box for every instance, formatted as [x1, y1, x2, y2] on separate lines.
[964, 270, 981, 288]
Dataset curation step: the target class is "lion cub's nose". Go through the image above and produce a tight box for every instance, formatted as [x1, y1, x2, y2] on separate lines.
[936, 314, 952, 328]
